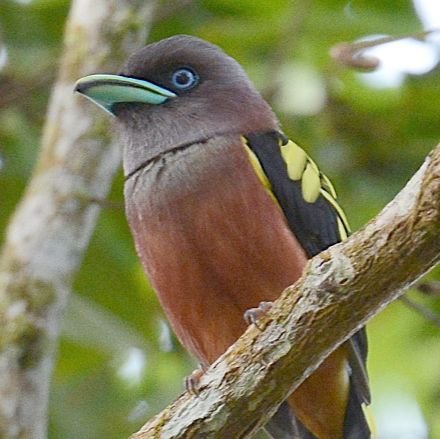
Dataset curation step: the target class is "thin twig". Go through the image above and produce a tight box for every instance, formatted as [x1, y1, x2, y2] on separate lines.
[330, 28, 440, 71]
[400, 296, 440, 328]
[415, 280, 440, 297]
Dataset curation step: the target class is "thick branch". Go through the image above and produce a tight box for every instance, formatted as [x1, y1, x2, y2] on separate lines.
[0, 1, 156, 437]
[132, 143, 440, 438]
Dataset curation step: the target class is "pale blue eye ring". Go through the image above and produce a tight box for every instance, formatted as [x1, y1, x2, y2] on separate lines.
[171, 68, 199, 90]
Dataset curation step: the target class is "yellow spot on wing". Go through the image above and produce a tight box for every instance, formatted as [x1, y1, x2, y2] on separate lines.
[364, 405, 377, 438]
[302, 162, 321, 203]
[281, 141, 307, 180]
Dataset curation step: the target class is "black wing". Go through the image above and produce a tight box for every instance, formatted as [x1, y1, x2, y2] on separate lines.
[245, 131, 349, 257]
[244, 131, 370, 439]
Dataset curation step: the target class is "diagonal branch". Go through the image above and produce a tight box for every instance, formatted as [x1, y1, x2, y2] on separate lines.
[132, 142, 440, 438]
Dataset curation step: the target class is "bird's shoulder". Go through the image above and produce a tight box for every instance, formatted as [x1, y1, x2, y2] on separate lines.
[242, 131, 350, 257]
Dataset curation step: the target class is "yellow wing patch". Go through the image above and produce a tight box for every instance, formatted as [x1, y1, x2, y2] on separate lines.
[301, 161, 321, 203]
[281, 141, 320, 203]
[280, 140, 350, 240]
[279, 141, 307, 180]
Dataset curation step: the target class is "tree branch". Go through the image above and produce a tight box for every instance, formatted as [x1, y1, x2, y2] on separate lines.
[0, 1, 157, 437]
[131, 143, 440, 438]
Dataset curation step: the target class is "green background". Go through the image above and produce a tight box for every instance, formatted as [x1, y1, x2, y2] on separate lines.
[0, 0, 439, 437]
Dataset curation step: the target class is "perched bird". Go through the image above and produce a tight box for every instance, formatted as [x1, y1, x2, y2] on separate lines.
[75, 35, 371, 439]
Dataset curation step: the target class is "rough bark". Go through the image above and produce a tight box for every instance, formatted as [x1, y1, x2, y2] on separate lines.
[131, 143, 440, 438]
[0, 1, 156, 437]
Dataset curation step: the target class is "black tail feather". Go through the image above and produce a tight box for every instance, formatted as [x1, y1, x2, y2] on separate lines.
[343, 384, 371, 439]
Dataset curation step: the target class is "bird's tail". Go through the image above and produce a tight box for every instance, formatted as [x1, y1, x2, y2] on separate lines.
[342, 385, 371, 438]
[265, 395, 371, 439]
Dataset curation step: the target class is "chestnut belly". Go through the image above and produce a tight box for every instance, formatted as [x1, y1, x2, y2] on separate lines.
[124, 136, 307, 364]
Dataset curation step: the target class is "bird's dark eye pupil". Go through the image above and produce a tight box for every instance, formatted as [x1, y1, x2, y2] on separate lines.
[171, 68, 198, 90]
[175, 71, 190, 85]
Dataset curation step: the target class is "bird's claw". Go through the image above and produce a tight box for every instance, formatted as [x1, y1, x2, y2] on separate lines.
[243, 301, 273, 330]
[184, 364, 208, 394]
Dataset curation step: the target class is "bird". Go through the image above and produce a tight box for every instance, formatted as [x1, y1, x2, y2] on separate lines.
[74, 35, 371, 439]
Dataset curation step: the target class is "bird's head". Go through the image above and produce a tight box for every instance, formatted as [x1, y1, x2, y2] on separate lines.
[75, 35, 278, 176]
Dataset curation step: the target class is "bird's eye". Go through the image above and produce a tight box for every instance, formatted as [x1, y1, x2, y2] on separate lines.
[171, 68, 199, 90]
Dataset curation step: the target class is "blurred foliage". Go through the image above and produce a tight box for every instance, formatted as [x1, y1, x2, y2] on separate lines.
[0, 0, 439, 438]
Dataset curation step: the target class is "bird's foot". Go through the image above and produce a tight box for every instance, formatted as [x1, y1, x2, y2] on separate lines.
[243, 301, 273, 330]
[184, 363, 208, 395]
